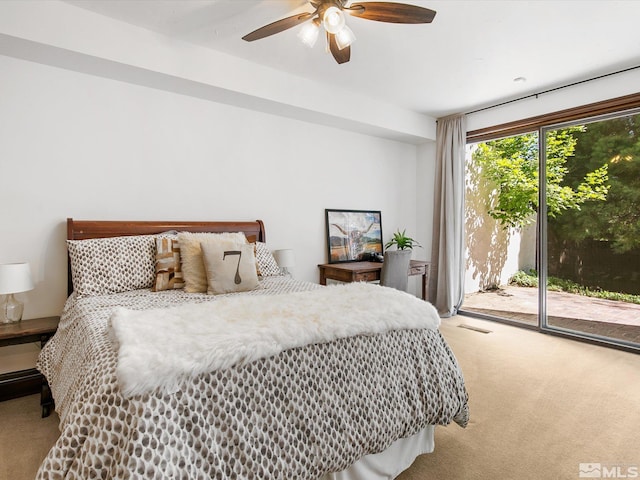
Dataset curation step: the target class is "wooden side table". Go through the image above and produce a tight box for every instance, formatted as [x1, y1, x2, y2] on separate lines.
[318, 260, 431, 300]
[0, 316, 60, 417]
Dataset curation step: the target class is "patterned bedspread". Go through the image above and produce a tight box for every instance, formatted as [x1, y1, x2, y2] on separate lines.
[36, 277, 469, 480]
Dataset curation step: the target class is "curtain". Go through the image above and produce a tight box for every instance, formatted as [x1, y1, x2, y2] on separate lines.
[431, 114, 467, 316]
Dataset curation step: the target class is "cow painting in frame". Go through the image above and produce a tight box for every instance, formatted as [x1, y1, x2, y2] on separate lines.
[325, 209, 383, 263]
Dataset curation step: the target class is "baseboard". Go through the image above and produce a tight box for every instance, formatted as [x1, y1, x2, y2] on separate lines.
[0, 368, 42, 401]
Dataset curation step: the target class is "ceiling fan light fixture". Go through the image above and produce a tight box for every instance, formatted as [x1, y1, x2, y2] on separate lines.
[242, 1, 437, 65]
[335, 25, 356, 50]
[298, 21, 320, 47]
[323, 6, 346, 34]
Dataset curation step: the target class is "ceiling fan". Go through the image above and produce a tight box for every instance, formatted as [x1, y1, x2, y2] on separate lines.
[242, 1, 436, 65]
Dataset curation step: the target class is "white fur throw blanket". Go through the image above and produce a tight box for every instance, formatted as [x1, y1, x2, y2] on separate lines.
[110, 282, 440, 397]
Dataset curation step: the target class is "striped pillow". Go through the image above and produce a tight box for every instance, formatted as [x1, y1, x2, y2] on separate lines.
[152, 237, 184, 291]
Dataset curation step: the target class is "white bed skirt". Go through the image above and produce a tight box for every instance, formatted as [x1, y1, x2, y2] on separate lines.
[320, 426, 435, 480]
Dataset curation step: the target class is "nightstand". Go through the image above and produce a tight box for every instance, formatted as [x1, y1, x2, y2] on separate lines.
[0, 316, 60, 417]
[318, 260, 431, 300]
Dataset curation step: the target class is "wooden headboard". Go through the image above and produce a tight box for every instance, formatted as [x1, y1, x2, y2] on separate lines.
[66, 218, 266, 295]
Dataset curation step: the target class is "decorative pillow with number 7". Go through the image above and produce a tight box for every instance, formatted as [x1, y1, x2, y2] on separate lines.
[201, 242, 260, 295]
[178, 231, 248, 293]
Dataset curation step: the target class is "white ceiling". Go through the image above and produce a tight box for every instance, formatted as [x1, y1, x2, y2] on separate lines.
[62, 0, 640, 118]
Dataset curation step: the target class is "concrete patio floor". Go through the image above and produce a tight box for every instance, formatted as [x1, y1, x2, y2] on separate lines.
[462, 285, 640, 344]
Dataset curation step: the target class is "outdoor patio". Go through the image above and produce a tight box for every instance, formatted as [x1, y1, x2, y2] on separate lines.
[462, 286, 640, 344]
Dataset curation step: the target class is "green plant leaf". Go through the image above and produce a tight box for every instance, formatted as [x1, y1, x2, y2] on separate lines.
[385, 229, 422, 250]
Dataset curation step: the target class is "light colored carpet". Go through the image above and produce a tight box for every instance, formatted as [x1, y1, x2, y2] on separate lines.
[1, 316, 638, 480]
[398, 317, 640, 480]
[0, 394, 59, 480]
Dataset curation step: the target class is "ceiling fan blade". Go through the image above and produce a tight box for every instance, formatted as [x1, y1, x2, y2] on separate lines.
[328, 33, 351, 64]
[346, 2, 436, 24]
[242, 12, 314, 42]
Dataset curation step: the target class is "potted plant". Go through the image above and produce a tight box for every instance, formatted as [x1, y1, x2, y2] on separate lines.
[384, 229, 422, 251]
[381, 230, 421, 291]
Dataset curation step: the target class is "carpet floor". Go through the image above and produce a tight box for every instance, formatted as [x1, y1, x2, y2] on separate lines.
[1, 315, 638, 480]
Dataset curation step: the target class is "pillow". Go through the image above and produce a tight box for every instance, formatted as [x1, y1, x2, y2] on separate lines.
[67, 235, 156, 296]
[201, 242, 259, 295]
[152, 237, 184, 291]
[254, 242, 282, 277]
[178, 232, 248, 293]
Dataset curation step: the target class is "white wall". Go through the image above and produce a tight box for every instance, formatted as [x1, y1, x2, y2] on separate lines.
[416, 142, 437, 259]
[0, 54, 423, 372]
[415, 142, 437, 298]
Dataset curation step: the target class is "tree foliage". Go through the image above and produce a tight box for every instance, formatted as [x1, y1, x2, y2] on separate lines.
[551, 114, 640, 253]
[473, 127, 609, 229]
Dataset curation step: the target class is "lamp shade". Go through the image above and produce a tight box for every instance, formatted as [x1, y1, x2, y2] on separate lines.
[0, 263, 34, 294]
[273, 249, 295, 268]
[298, 21, 320, 47]
[335, 25, 356, 50]
[322, 6, 345, 34]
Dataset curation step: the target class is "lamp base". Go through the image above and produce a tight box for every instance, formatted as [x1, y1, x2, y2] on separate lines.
[1, 293, 24, 324]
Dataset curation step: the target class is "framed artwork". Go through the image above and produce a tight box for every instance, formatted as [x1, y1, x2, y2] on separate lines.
[325, 209, 383, 263]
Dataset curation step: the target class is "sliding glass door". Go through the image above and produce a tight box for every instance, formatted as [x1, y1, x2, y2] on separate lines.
[463, 109, 640, 351]
[463, 137, 540, 328]
[541, 111, 640, 348]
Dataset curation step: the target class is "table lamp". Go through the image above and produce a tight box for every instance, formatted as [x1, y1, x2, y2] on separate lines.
[0, 262, 34, 323]
[273, 249, 295, 276]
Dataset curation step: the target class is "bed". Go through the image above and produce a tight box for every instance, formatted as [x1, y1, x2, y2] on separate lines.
[36, 218, 468, 480]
